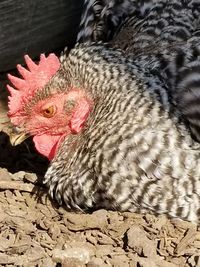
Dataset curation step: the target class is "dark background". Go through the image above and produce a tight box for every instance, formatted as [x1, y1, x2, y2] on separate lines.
[0, 0, 83, 71]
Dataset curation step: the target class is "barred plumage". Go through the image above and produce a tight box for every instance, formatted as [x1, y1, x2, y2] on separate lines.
[77, 0, 138, 42]
[44, 43, 200, 223]
[77, 0, 200, 142]
[109, 0, 200, 142]
[167, 41, 200, 142]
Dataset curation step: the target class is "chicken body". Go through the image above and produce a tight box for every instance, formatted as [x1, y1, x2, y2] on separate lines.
[77, 0, 200, 142]
[44, 43, 200, 223]
[8, 0, 200, 223]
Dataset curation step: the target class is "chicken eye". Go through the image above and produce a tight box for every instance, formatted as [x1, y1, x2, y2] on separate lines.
[42, 105, 56, 118]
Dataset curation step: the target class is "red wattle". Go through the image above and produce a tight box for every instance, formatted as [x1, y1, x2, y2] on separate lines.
[33, 134, 65, 160]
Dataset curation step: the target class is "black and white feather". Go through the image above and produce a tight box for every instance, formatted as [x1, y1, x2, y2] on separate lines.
[77, 0, 138, 42]
[77, 0, 200, 142]
[43, 42, 200, 223]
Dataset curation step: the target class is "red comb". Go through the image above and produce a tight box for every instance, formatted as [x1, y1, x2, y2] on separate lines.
[7, 53, 60, 125]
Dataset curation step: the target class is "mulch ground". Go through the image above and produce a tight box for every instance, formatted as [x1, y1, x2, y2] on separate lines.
[0, 73, 200, 267]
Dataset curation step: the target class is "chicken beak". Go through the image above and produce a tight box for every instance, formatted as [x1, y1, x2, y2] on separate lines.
[9, 130, 30, 146]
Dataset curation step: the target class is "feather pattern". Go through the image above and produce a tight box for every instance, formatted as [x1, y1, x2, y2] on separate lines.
[77, 0, 200, 142]
[44, 43, 200, 223]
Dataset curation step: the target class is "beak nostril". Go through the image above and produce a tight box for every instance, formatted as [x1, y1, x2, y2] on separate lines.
[12, 126, 24, 134]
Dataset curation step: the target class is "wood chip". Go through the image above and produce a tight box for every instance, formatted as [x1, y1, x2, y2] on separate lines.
[0, 180, 39, 192]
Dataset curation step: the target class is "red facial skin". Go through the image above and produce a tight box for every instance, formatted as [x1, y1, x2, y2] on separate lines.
[22, 90, 92, 160]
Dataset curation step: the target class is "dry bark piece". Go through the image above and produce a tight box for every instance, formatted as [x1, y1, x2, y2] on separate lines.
[6, 217, 36, 234]
[0, 235, 15, 252]
[187, 254, 200, 267]
[12, 171, 26, 181]
[152, 216, 169, 231]
[0, 253, 16, 265]
[24, 172, 42, 184]
[52, 243, 92, 265]
[0, 168, 13, 181]
[87, 257, 106, 267]
[0, 180, 39, 192]
[108, 254, 130, 267]
[175, 228, 197, 256]
[62, 258, 86, 267]
[49, 223, 62, 241]
[64, 212, 108, 231]
[96, 232, 115, 246]
[126, 226, 157, 257]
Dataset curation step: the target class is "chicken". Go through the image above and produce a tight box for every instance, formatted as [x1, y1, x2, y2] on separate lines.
[7, 42, 200, 223]
[77, 0, 200, 142]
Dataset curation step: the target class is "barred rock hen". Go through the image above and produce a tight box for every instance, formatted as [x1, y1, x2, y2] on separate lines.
[7, 42, 200, 224]
[77, 0, 200, 142]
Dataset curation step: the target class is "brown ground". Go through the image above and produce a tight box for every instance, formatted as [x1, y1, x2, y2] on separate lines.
[0, 73, 200, 267]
